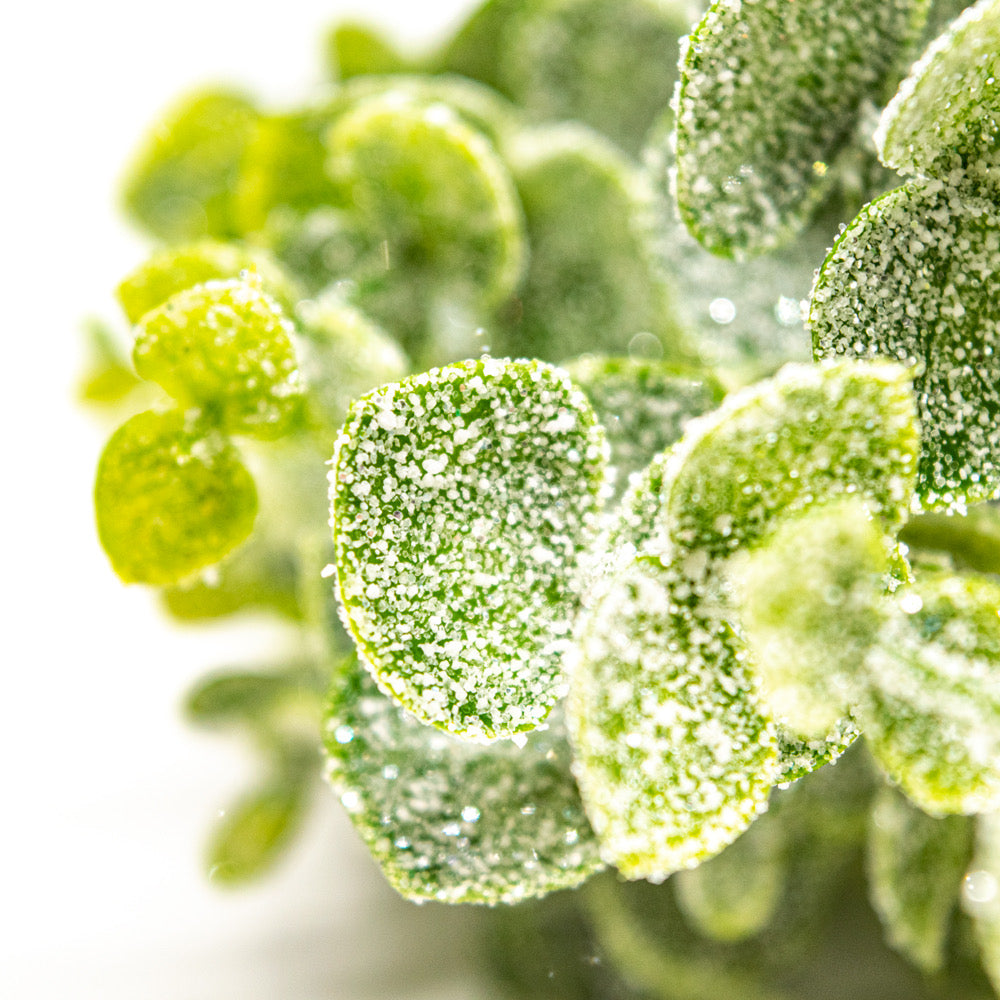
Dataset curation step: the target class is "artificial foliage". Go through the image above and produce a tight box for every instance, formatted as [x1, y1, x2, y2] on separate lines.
[86, 0, 1000, 996]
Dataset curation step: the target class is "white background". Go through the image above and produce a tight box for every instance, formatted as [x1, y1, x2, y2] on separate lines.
[2, 2, 502, 997]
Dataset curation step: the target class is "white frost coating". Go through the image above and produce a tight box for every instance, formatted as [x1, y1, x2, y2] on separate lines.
[330, 357, 607, 742]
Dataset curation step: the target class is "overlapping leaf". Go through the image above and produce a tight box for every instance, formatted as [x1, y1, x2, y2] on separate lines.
[673, 0, 929, 257]
[330, 358, 606, 741]
[95, 409, 257, 585]
[810, 177, 1000, 509]
[323, 656, 602, 904]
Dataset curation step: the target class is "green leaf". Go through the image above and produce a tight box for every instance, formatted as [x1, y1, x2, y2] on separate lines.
[434, 0, 527, 95]
[901, 503, 1000, 574]
[673, 0, 929, 257]
[673, 805, 786, 943]
[325, 21, 410, 80]
[564, 356, 724, 499]
[498, 0, 690, 156]
[810, 177, 1000, 510]
[132, 278, 304, 439]
[323, 656, 603, 904]
[876, 0, 1000, 179]
[862, 570, 1000, 814]
[327, 93, 526, 335]
[967, 810, 1000, 997]
[207, 779, 308, 886]
[330, 358, 606, 741]
[185, 669, 302, 726]
[121, 88, 258, 242]
[568, 556, 780, 880]
[495, 125, 686, 364]
[95, 409, 257, 585]
[730, 496, 892, 739]
[77, 318, 144, 407]
[867, 784, 972, 973]
[116, 240, 299, 325]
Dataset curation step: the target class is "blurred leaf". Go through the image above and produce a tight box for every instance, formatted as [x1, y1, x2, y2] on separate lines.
[867, 784, 972, 973]
[121, 88, 258, 241]
[323, 656, 603, 904]
[331, 358, 606, 741]
[77, 318, 143, 407]
[95, 409, 257, 585]
[133, 278, 304, 439]
[901, 504, 1000, 574]
[325, 21, 410, 79]
[811, 177, 1000, 510]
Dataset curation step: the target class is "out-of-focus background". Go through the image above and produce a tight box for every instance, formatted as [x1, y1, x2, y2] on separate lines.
[3, 3, 502, 997]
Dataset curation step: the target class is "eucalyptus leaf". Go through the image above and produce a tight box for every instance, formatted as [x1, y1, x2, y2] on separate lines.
[121, 88, 259, 242]
[330, 357, 606, 741]
[862, 570, 1000, 814]
[867, 784, 972, 973]
[95, 409, 257, 585]
[876, 0, 1000, 180]
[673, 0, 929, 257]
[323, 656, 603, 905]
[810, 177, 1000, 510]
[132, 278, 304, 440]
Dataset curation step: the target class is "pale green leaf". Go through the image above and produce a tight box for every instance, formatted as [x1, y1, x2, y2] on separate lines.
[330, 358, 606, 741]
[95, 409, 257, 585]
[325, 21, 410, 80]
[132, 278, 304, 439]
[876, 0, 1000, 179]
[862, 570, 1000, 814]
[967, 810, 1000, 996]
[810, 177, 1000, 510]
[867, 784, 972, 973]
[323, 656, 602, 905]
[674, 0, 929, 257]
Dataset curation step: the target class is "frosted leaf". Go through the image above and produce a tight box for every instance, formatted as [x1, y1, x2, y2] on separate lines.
[862, 569, 1000, 814]
[867, 784, 972, 973]
[968, 810, 1000, 996]
[116, 241, 299, 325]
[497, 124, 686, 364]
[674, 0, 929, 257]
[95, 409, 257, 585]
[327, 93, 526, 314]
[565, 355, 724, 499]
[121, 88, 258, 242]
[498, 0, 690, 156]
[730, 497, 892, 740]
[132, 278, 304, 440]
[295, 295, 408, 436]
[673, 808, 786, 943]
[322, 657, 603, 905]
[773, 721, 861, 785]
[810, 178, 1000, 510]
[876, 0, 1000, 179]
[330, 358, 606, 741]
[568, 556, 780, 880]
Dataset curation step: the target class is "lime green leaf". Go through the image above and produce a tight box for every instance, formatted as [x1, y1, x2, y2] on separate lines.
[121, 88, 258, 242]
[495, 125, 686, 364]
[568, 556, 780, 880]
[95, 409, 257, 585]
[132, 278, 304, 439]
[967, 810, 1000, 996]
[295, 295, 408, 435]
[731, 497, 891, 739]
[330, 358, 606, 741]
[901, 504, 1000, 574]
[810, 178, 1000, 510]
[327, 93, 525, 355]
[325, 21, 410, 79]
[674, 0, 929, 257]
[77, 318, 144, 407]
[674, 806, 786, 943]
[867, 784, 972, 973]
[499, 0, 689, 156]
[876, 0, 1000, 179]
[116, 241, 299, 325]
[434, 0, 526, 95]
[774, 723, 862, 785]
[323, 657, 602, 905]
[208, 779, 308, 886]
[862, 570, 1000, 814]
[564, 356, 724, 499]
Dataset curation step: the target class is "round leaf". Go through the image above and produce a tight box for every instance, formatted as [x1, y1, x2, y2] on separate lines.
[810, 177, 1000, 510]
[330, 357, 606, 741]
[95, 409, 257, 585]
